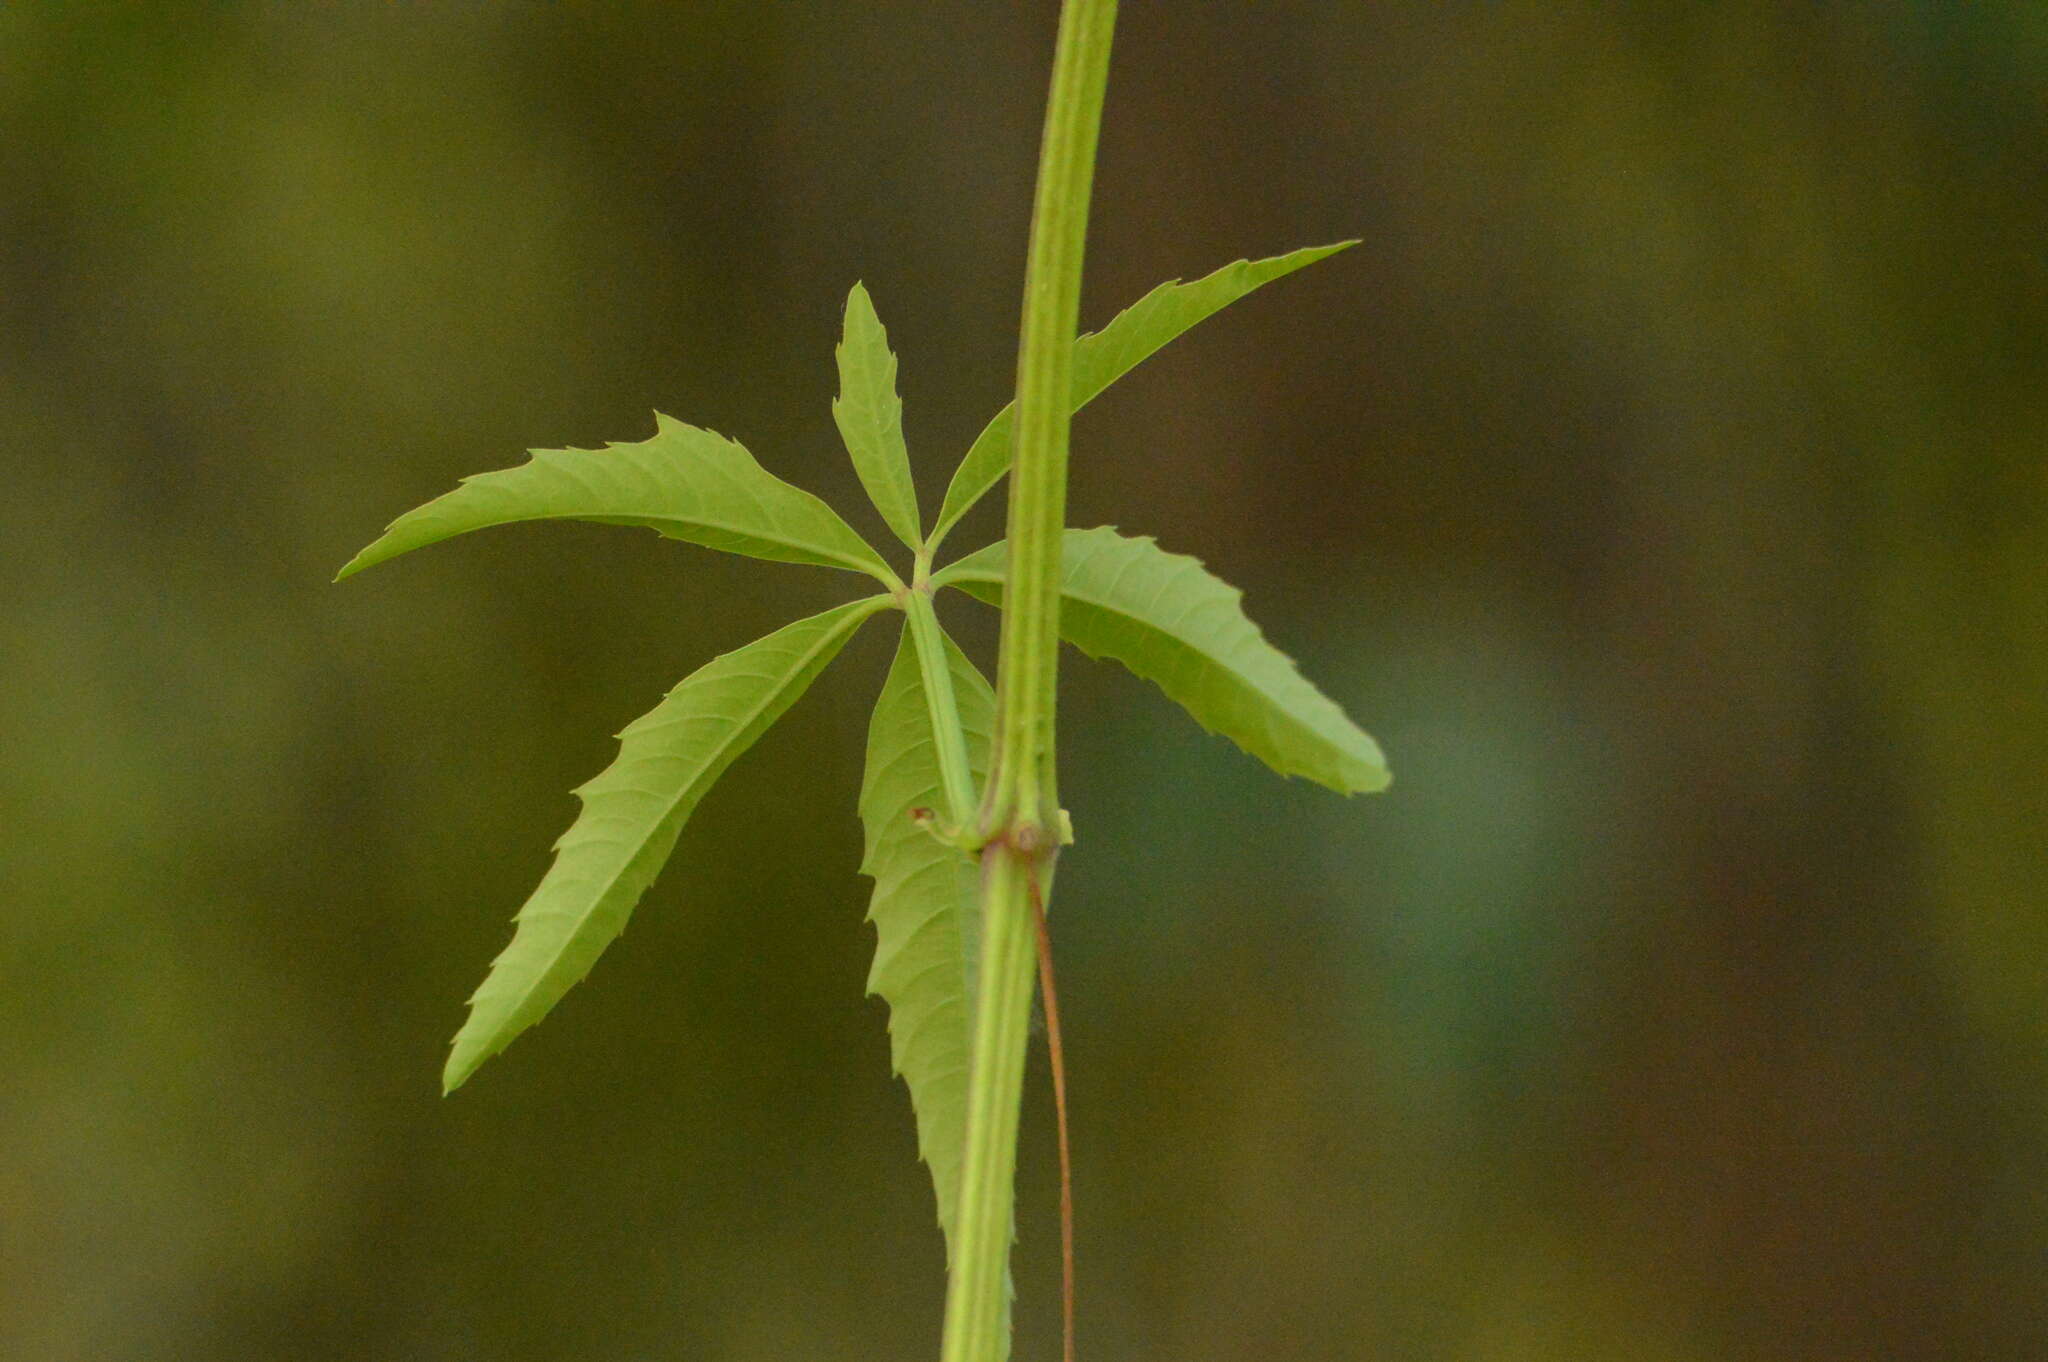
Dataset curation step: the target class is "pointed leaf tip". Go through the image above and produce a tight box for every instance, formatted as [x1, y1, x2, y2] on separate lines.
[441, 1052, 475, 1096]
[833, 281, 924, 552]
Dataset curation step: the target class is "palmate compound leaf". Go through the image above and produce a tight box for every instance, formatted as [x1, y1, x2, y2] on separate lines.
[857, 620, 994, 1262]
[336, 413, 893, 583]
[832, 283, 923, 551]
[442, 595, 889, 1093]
[935, 527, 1391, 795]
[929, 241, 1358, 546]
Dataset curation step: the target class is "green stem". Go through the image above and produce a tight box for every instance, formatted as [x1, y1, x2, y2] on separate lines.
[941, 1, 1116, 1360]
[942, 844, 1042, 1361]
[904, 584, 976, 829]
[981, 0, 1117, 836]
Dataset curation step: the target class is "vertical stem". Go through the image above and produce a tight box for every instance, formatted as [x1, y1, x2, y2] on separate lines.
[981, 0, 1118, 837]
[942, 2, 1117, 1361]
[943, 844, 1046, 1362]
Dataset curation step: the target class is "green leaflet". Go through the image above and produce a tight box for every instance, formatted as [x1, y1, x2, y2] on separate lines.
[935, 527, 1390, 795]
[444, 595, 887, 1093]
[832, 283, 924, 551]
[928, 241, 1358, 547]
[857, 620, 994, 1264]
[337, 413, 893, 583]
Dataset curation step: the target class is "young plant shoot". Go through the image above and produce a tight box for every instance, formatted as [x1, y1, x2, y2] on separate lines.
[340, 3, 1387, 1356]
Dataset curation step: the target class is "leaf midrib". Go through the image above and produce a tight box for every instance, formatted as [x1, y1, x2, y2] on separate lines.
[584, 505, 885, 577]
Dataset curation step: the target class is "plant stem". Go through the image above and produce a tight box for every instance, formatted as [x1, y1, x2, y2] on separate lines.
[941, 2, 1117, 1360]
[943, 844, 1045, 1362]
[980, 0, 1117, 837]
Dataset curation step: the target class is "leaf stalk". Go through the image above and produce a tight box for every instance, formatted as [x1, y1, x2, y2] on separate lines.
[904, 586, 978, 830]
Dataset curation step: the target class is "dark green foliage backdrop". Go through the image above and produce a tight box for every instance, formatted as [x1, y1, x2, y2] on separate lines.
[3, 4, 2043, 1358]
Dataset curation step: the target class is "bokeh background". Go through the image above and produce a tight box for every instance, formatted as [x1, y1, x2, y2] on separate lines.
[4, 4, 2044, 1359]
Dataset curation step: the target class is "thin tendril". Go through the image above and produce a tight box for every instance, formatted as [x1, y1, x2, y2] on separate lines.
[1027, 862, 1075, 1362]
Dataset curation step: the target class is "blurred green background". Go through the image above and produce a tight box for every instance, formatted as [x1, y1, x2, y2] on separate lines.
[4, 4, 2044, 1359]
